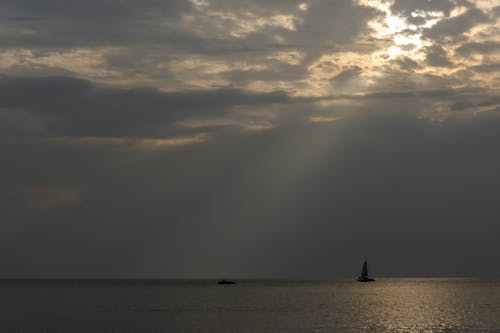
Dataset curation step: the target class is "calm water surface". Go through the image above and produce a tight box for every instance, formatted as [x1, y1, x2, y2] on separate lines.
[2, 278, 500, 333]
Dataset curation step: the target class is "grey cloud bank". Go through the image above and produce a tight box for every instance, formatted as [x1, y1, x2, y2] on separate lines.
[3, 105, 500, 278]
[0, 0, 499, 278]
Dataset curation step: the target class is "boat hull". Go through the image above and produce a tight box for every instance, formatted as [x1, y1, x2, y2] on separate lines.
[357, 277, 376, 282]
[217, 280, 236, 285]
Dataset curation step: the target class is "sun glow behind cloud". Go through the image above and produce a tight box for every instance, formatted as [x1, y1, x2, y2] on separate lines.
[294, 0, 487, 98]
[358, 0, 443, 62]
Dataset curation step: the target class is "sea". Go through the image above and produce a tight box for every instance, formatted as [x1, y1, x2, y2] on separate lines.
[2, 278, 500, 333]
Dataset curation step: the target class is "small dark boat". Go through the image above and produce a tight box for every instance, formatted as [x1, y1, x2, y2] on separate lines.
[357, 258, 375, 282]
[217, 279, 236, 285]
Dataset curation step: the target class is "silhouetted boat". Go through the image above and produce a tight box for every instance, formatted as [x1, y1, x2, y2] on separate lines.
[217, 279, 236, 285]
[357, 258, 375, 282]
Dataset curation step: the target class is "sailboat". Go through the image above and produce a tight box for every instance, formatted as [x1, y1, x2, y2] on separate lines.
[217, 279, 236, 285]
[357, 257, 375, 282]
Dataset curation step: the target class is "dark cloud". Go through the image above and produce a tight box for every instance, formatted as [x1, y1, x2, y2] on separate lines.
[3, 75, 487, 141]
[0, 0, 192, 29]
[451, 96, 500, 111]
[494, 5, 500, 17]
[329, 66, 363, 88]
[0, 76, 290, 137]
[390, 0, 457, 16]
[0, 0, 193, 47]
[0, 0, 376, 54]
[424, 45, 453, 67]
[424, 8, 489, 40]
[390, 57, 421, 71]
[290, 0, 377, 44]
[470, 62, 500, 73]
[455, 41, 500, 57]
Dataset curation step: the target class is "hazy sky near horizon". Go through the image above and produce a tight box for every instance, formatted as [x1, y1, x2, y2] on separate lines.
[1, 0, 499, 278]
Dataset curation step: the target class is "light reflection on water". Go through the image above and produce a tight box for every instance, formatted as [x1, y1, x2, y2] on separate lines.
[350, 278, 498, 333]
[2, 278, 500, 332]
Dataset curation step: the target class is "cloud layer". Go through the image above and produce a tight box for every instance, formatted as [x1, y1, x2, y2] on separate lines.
[1, 0, 499, 277]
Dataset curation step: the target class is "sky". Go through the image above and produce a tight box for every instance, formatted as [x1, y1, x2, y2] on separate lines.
[1, 0, 499, 278]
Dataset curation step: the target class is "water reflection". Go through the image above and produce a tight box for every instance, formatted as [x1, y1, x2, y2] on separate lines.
[348, 278, 500, 333]
[2, 278, 500, 332]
